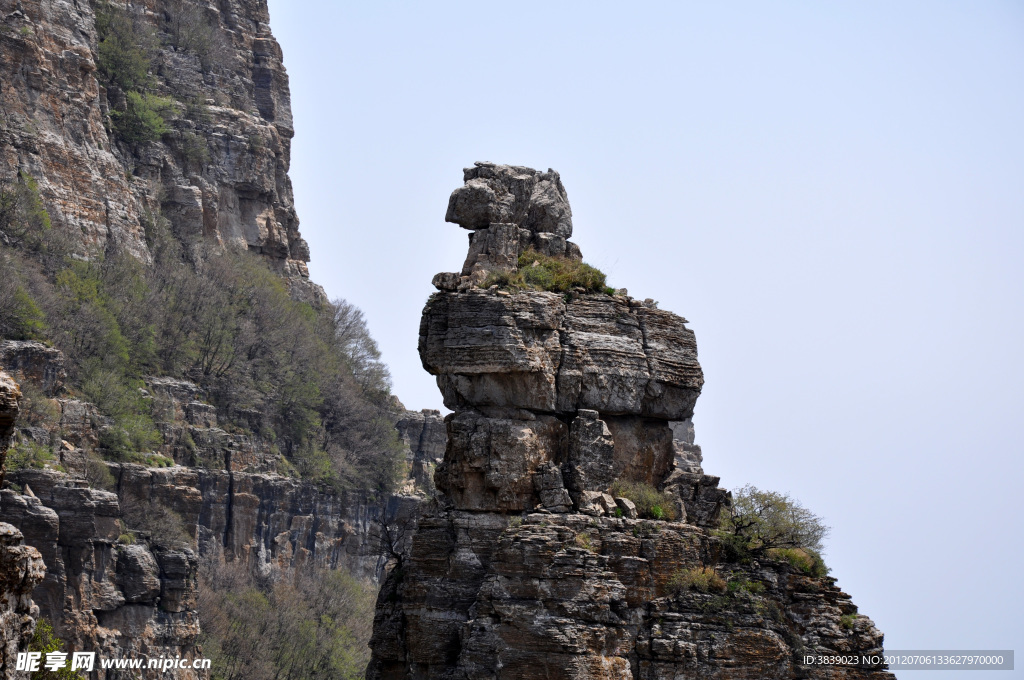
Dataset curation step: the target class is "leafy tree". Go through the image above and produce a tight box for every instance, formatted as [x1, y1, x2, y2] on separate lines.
[198, 560, 375, 680]
[719, 485, 830, 561]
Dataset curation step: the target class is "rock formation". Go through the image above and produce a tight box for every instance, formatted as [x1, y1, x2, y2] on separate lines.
[0, 345, 424, 674]
[0, 523, 44, 680]
[0, 0, 316, 295]
[1, 372, 45, 680]
[366, 164, 894, 680]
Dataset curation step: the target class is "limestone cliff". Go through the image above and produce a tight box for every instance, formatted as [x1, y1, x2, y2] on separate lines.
[366, 164, 894, 680]
[0, 373, 46, 680]
[0, 0, 315, 294]
[0, 341, 424, 676]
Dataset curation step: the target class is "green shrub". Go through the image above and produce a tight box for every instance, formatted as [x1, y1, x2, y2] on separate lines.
[117, 532, 136, 544]
[669, 566, 727, 594]
[6, 440, 56, 472]
[85, 454, 117, 490]
[610, 479, 678, 520]
[28, 618, 83, 679]
[98, 414, 162, 460]
[840, 613, 857, 630]
[0, 171, 52, 249]
[727, 578, 766, 595]
[484, 248, 614, 294]
[110, 91, 173, 143]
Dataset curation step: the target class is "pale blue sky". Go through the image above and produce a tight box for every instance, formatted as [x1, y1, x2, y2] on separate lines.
[266, 1, 1023, 675]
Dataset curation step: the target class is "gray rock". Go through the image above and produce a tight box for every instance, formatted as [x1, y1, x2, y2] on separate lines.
[614, 497, 638, 519]
[0, 522, 45, 680]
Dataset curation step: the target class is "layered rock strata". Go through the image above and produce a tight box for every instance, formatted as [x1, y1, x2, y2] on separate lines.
[0, 0, 316, 293]
[366, 164, 893, 680]
[0, 374, 45, 680]
[0, 350, 424, 673]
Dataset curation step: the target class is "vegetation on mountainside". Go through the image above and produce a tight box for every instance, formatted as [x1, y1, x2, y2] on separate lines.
[668, 566, 727, 594]
[198, 559, 375, 680]
[484, 248, 616, 295]
[610, 479, 678, 520]
[95, 1, 222, 145]
[717, 485, 831, 576]
[27, 619, 83, 679]
[0, 172, 403, 494]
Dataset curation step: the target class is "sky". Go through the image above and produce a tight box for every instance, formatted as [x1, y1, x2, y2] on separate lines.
[265, 1, 1023, 676]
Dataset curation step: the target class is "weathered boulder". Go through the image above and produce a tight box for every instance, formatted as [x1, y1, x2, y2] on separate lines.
[446, 162, 572, 238]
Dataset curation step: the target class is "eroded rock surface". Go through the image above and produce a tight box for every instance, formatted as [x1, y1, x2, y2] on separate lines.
[0, 523, 44, 680]
[0, 0, 317, 295]
[366, 165, 893, 680]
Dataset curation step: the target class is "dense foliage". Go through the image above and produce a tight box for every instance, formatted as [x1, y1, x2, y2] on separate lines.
[198, 560, 375, 680]
[484, 248, 615, 294]
[717, 485, 831, 575]
[0, 176, 403, 494]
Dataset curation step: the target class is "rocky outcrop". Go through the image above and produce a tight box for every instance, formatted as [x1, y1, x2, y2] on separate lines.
[0, 357, 422, 676]
[0, 523, 44, 680]
[0, 0, 316, 293]
[0, 343, 65, 398]
[439, 162, 582, 286]
[0, 372, 42, 680]
[366, 165, 893, 680]
[396, 409, 446, 492]
[0, 372, 19, 490]
[0, 472, 205, 680]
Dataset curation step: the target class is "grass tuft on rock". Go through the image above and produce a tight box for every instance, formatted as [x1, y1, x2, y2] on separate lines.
[484, 248, 615, 295]
[668, 566, 727, 594]
[610, 479, 677, 520]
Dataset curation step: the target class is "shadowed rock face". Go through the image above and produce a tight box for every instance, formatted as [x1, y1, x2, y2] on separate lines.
[366, 165, 894, 680]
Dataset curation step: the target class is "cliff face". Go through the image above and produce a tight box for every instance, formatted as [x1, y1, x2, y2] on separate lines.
[0, 0, 314, 292]
[366, 164, 894, 680]
[0, 340, 425, 676]
[0, 374, 46, 680]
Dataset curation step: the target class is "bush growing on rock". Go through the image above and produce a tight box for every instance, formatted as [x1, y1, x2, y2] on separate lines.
[110, 91, 174, 143]
[95, 1, 157, 92]
[610, 479, 678, 520]
[484, 248, 615, 294]
[668, 566, 727, 594]
[28, 618, 82, 679]
[718, 485, 830, 572]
